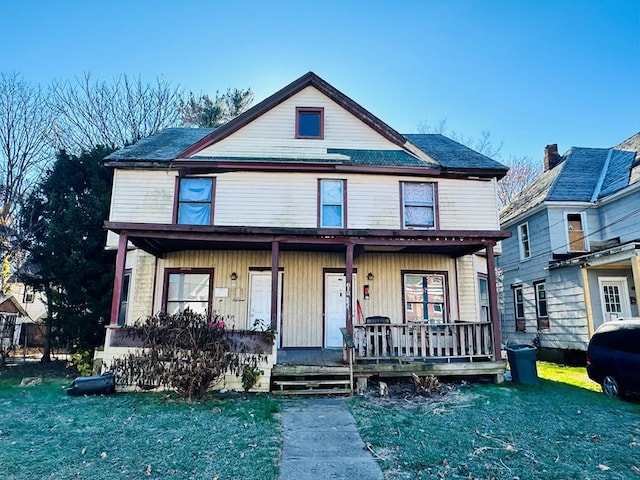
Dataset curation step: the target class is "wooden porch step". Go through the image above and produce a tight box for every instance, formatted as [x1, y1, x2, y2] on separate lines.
[270, 366, 352, 396]
[272, 387, 352, 396]
[273, 379, 350, 388]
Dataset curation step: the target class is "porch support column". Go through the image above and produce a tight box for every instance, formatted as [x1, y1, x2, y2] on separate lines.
[345, 242, 354, 335]
[632, 253, 640, 317]
[581, 266, 595, 337]
[109, 233, 128, 326]
[270, 241, 280, 331]
[485, 242, 502, 361]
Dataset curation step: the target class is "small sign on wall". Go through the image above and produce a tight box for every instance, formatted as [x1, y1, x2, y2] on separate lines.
[215, 287, 229, 298]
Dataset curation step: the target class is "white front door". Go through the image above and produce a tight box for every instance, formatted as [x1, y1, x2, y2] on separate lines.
[248, 272, 282, 340]
[598, 277, 631, 322]
[324, 273, 356, 347]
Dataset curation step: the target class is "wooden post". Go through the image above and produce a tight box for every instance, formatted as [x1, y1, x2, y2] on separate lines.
[346, 242, 354, 335]
[485, 243, 502, 361]
[270, 241, 280, 331]
[581, 266, 595, 337]
[109, 233, 128, 326]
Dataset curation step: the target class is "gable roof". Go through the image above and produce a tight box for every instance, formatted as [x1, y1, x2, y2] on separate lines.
[500, 142, 638, 225]
[0, 294, 28, 317]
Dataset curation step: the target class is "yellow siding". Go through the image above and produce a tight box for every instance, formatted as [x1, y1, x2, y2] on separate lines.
[195, 86, 400, 159]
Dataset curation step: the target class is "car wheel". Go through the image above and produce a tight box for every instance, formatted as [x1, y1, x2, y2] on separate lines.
[602, 375, 624, 398]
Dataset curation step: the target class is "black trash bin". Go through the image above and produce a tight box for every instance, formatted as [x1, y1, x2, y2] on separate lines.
[506, 345, 538, 385]
[67, 373, 116, 396]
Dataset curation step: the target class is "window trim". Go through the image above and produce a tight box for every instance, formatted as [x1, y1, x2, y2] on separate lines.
[513, 284, 526, 331]
[400, 181, 438, 230]
[534, 280, 549, 330]
[517, 222, 531, 260]
[401, 270, 448, 324]
[295, 107, 324, 139]
[173, 176, 216, 225]
[478, 274, 490, 323]
[162, 268, 214, 317]
[317, 178, 347, 228]
[117, 269, 132, 326]
[565, 211, 588, 252]
[23, 285, 35, 304]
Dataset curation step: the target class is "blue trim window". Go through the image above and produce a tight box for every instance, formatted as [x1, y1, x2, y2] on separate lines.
[178, 178, 213, 225]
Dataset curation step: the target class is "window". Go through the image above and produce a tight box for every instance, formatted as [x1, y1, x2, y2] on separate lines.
[534, 281, 549, 330]
[403, 273, 446, 324]
[23, 285, 34, 304]
[177, 177, 214, 225]
[513, 285, 525, 331]
[566, 213, 586, 252]
[117, 269, 132, 326]
[478, 276, 490, 322]
[296, 107, 324, 139]
[1, 314, 16, 338]
[518, 223, 531, 259]
[401, 182, 436, 229]
[319, 179, 345, 227]
[164, 270, 212, 316]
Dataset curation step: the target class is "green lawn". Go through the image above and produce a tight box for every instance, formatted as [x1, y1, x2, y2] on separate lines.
[350, 365, 640, 479]
[0, 362, 280, 480]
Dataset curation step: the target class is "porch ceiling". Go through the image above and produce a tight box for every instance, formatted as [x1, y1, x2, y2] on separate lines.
[105, 222, 511, 259]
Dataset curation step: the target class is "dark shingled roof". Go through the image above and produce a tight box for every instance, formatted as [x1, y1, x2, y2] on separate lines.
[105, 128, 214, 162]
[500, 145, 637, 225]
[327, 149, 430, 167]
[404, 134, 508, 171]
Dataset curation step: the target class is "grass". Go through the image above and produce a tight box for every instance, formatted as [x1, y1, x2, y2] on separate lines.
[0, 362, 281, 480]
[349, 366, 640, 479]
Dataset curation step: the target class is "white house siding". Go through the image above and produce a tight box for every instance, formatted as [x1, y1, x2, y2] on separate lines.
[195, 86, 401, 159]
[109, 170, 499, 232]
[598, 189, 640, 244]
[456, 256, 477, 322]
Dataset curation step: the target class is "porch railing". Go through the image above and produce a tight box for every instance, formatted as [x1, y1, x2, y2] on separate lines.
[353, 321, 494, 362]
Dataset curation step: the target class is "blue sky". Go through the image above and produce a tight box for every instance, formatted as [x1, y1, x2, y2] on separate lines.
[1, 0, 638, 163]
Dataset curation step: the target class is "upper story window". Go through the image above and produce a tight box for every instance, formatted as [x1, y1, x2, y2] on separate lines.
[566, 213, 586, 252]
[319, 179, 345, 228]
[23, 285, 35, 304]
[177, 177, 214, 225]
[518, 223, 531, 260]
[296, 107, 324, 139]
[401, 182, 437, 229]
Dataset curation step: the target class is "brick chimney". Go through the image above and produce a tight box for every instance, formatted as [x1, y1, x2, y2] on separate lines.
[544, 144, 561, 171]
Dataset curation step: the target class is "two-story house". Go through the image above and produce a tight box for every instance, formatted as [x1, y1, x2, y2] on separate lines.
[99, 72, 510, 392]
[498, 133, 640, 363]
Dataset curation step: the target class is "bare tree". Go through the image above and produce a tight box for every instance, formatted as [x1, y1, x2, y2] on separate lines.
[179, 88, 254, 128]
[48, 73, 183, 153]
[0, 73, 52, 291]
[417, 119, 541, 208]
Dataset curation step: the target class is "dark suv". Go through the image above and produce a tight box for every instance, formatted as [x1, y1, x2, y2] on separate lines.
[586, 319, 640, 398]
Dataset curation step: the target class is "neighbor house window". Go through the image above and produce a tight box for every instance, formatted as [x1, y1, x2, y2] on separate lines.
[534, 281, 549, 330]
[566, 213, 586, 252]
[117, 269, 132, 326]
[177, 177, 214, 225]
[319, 179, 345, 227]
[296, 107, 324, 139]
[164, 269, 213, 316]
[23, 285, 35, 304]
[401, 182, 437, 229]
[403, 272, 446, 324]
[518, 223, 531, 259]
[478, 275, 490, 322]
[513, 285, 525, 331]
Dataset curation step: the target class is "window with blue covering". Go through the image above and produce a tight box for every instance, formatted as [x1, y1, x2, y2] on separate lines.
[177, 177, 214, 225]
[319, 179, 345, 228]
[296, 107, 324, 139]
[401, 182, 436, 229]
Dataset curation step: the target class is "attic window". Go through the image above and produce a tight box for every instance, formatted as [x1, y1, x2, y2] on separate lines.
[296, 107, 324, 139]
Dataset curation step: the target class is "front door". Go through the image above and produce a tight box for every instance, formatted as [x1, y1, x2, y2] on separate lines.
[248, 272, 282, 340]
[598, 277, 631, 322]
[324, 273, 356, 347]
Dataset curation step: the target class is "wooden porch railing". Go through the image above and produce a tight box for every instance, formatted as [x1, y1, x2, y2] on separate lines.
[353, 321, 494, 362]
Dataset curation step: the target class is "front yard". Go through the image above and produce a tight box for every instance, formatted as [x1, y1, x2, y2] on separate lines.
[0, 362, 280, 480]
[349, 363, 640, 479]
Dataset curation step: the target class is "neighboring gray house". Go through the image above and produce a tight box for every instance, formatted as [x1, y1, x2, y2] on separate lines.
[498, 132, 640, 362]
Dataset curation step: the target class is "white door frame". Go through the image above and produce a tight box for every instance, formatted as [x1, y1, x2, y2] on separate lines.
[324, 272, 356, 348]
[247, 271, 283, 346]
[597, 276, 631, 322]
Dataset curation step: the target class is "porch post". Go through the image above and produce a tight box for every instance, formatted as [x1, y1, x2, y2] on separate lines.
[109, 233, 128, 326]
[581, 266, 595, 337]
[485, 242, 502, 361]
[345, 242, 354, 335]
[632, 254, 640, 317]
[270, 241, 279, 331]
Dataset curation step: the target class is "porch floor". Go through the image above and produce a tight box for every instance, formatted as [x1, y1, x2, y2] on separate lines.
[276, 348, 343, 366]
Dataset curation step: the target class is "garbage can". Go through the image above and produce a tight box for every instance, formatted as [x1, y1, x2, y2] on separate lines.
[506, 345, 538, 385]
[67, 373, 116, 396]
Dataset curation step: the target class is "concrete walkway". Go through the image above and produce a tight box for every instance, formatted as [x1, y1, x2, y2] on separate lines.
[278, 398, 384, 480]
